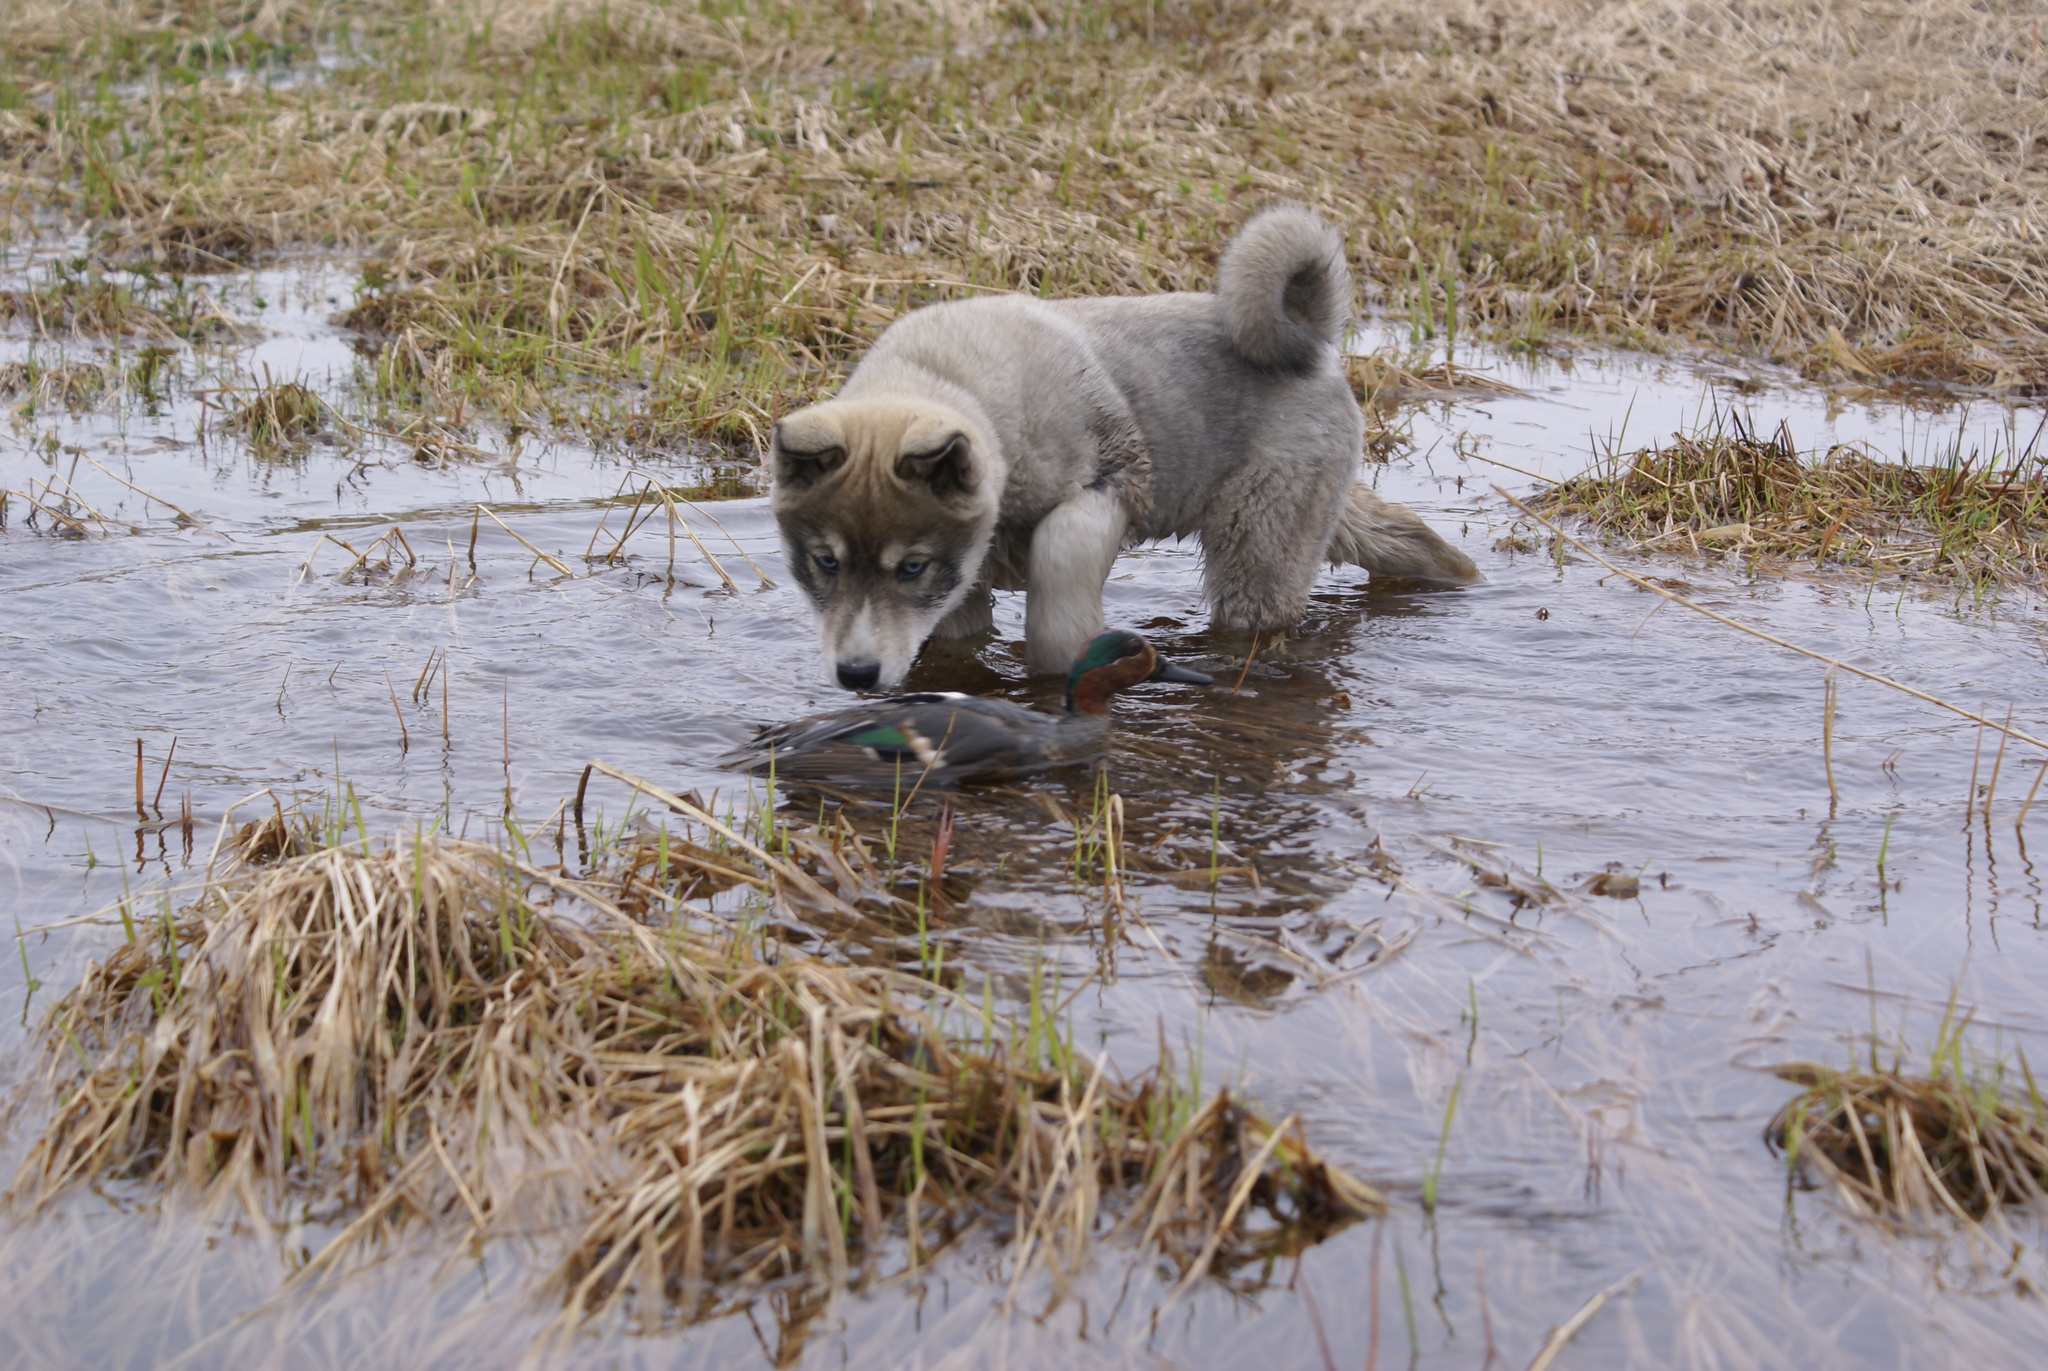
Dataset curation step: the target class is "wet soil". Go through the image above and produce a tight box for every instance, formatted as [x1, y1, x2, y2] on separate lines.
[3, 253, 2047, 1368]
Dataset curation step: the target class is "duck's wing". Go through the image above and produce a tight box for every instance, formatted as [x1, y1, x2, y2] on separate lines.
[727, 694, 1051, 785]
[745, 693, 971, 757]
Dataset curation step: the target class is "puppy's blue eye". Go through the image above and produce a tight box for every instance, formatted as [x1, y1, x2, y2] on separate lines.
[814, 553, 839, 573]
[897, 558, 928, 580]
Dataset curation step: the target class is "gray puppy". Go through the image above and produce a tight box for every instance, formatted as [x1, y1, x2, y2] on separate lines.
[770, 205, 1479, 691]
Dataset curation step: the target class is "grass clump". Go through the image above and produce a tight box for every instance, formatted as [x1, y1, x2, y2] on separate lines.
[13, 819, 1379, 1326]
[105, 213, 272, 275]
[0, 358, 106, 411]
[0, 259, 239, 343]
[1767, 1056, 2048, 1226]
[1539, 412, 2048, 585]
[224, 376, 325, 454]
[0, 272, 161, 338]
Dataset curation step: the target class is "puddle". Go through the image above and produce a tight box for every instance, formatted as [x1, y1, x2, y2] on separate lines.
[4, 266, 2048, 1367]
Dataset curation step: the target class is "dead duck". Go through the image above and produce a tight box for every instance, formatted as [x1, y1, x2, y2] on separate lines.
[725, 630, 1211, 787]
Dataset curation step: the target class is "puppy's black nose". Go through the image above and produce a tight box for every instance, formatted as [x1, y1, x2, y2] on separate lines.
[836, 659, 882, 691]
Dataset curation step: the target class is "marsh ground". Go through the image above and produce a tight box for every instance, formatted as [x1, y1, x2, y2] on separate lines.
[4, 2, 2048, 1368]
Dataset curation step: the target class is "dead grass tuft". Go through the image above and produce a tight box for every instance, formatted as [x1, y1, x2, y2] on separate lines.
[13, 819, 1379, 1325]
[225, 377, 325, 454]
[1767, 1060, 2048, 1225]
[0, 358, 107, 411]
[1539, 410, 2048, 584]
[0, 262, 239, 343]
[1348, 353, 1523, 458]
[231, 807, 314, 864]
[0, 275, 159, 338]
[108, 213, 273, 274]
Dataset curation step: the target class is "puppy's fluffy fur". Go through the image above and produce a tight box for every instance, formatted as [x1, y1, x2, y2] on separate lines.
[771, 206, 1480, 691]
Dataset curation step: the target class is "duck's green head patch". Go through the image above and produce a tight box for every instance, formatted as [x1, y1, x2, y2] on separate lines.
[1065, 630, 1146, 696]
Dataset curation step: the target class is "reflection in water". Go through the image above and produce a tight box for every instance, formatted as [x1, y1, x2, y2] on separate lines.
[3, 262, 2048, 1366]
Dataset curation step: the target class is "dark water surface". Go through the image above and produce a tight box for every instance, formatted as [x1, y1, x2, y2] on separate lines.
[3, 265, 2047, 1368]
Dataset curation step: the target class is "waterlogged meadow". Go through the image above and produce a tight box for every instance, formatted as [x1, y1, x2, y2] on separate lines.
[4, 2, 2048, 1368]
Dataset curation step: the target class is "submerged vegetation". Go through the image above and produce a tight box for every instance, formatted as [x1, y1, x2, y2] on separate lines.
[2, 0, 2046, 455]
[1538, 411, 2048, 585]
[13, 789, 1379, 1325]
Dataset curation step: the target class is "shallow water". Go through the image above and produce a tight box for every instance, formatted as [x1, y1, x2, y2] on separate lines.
[3, 264, 2048, 1368]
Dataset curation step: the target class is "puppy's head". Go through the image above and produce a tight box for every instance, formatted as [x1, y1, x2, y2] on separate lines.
[770, 398, 997, 691]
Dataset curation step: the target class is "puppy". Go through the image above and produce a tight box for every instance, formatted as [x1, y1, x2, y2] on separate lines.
[770, 205, 1479, 691]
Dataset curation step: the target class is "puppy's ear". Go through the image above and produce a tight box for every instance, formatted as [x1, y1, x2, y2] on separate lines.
[895, 432, 974, 499]
[772, 410, 848, 490]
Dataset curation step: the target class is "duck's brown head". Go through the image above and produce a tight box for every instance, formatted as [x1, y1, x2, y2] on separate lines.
[1064, 631, 1211, 716]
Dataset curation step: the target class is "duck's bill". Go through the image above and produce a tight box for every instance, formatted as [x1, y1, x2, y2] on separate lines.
[1147, 657, 1212, 686]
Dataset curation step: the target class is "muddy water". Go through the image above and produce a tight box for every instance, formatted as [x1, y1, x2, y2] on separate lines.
[3, 263, 2047, 1369]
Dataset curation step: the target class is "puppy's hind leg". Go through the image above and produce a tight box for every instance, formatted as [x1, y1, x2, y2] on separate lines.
[1328, 484, 1481, 583]
[1024, 486, 1128, 674]
[1201, 443, 1351, 631]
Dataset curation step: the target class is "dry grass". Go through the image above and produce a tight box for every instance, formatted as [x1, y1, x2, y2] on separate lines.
[0, 262, 238, 344]
[3, 0, 2045, 453]
[0, 357, 107, 411]
[12, 811, 1379, 1327]
[0, 272, 164, 337]
[224, 375, 326, 454]
[1767, 1052, 2048, 1226]
[1538, 409, 2048, 584]
[105, 212, 273, 275]
[1348, 353, 1523, 457]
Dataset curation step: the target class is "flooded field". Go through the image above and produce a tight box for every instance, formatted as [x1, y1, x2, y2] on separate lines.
[4, 249, 2048, 1370]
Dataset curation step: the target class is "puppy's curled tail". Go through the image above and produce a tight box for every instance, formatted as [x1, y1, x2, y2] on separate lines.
[1215, 204, 1352, 372]
[1327, 484, 1483, 584]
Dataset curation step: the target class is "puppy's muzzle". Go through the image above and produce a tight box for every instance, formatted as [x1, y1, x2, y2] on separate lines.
[836, 659, 882, 691]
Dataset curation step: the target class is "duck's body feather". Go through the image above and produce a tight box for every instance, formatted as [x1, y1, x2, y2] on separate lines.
[732, 691, 1108, 787]
[722, 631, 1208, 789]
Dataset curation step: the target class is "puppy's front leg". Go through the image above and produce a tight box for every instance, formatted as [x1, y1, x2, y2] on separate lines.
[935, 582, 993, 637]
[1024, 487, 1128, 674]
